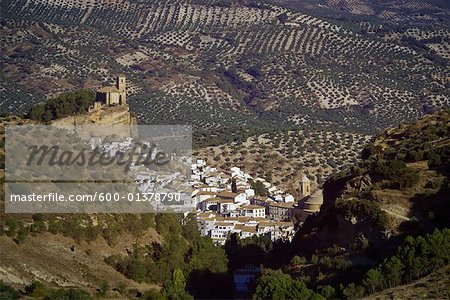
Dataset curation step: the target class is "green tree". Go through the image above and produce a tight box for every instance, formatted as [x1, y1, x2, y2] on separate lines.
[44, 288, 92, 300]
[28, 103, 45, 121]
[363, 268, 384, 293]
[189, 237, 228, 273]
[277, 13, 288, 24]
[0, 281, 20, 299]
[143, 289, 166, 300]
[290, 255, 306, 266]
[317, 285, 335, 299]
[5, 218, 18, 237]
[26, 90, 95, 122]
[25, 281, 50, 298]
[253, 270, 316, 300]
[358, 228, 450, 296]
[125, 258, 147, 282]
[182, 214, 200, 242]
[342, 283, 365, 300]
[97, 280, 109, 297]
[156, 214, 182, 237]
[250, 180, 269, 196]
[231, 179, 237, 193]
[164, 269, 193, 300]
[383, 256, 404, 288]
[161, 233, 189, 272]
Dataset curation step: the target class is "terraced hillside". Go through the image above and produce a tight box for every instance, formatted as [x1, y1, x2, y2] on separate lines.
[269, 0, 449, 25]
[0, 0, 449, 145]
[195, 129, 371, 194]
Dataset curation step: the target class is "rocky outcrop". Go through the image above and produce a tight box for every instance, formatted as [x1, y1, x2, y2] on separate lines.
[342, 174, 372, 196]
[52, 105, 136, 126]
[293, 111, 450, 256]
[293, 172, 387, 254]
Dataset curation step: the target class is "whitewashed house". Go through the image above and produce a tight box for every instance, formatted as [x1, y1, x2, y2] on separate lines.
[245, 188, 255, 198]
[193, 191, 217, 207]
[240, 205, 266, 218]
[210, 222, 234, 245]
[217, 199, 240, 215]
[284, 194, 295, 203]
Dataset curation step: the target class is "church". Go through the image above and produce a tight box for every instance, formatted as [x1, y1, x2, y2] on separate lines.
[95, 75, 127, 106]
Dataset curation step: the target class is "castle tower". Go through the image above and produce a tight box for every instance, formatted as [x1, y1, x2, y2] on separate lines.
[116, 75, 126, 93]
[116, 75, 127, 105]
[300, 174, 311, 197]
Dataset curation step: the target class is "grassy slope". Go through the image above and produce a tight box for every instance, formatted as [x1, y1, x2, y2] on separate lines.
[364, 265, 450, 300]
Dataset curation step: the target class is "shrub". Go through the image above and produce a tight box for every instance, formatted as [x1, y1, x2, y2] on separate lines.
[372, 158, 420, 189]
[253, 270, 317, 300]
[44, 288, 92, 300]
[336, 198, 388, 227]
[341, 283, 365, 299]
[318, 285, 336, 299]
[361, 228, 450, 294]
[290, 255, 306, 266]
[0, 281, 20, 299]
[27, 90, 95, 122]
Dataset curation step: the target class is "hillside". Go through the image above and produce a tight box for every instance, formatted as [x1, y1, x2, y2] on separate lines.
[1, 0, 448, 192]
[268, 0, 449, 26]
[294, 110, 450, 256]
[0, 0, 448, 148]
[0, 231, 160, 295]
[0, 106, 448, 299]
[196, 128, 370, 193]
[0, 114, 230, 299]
[232, 111, 450, 299]
[0, 0, 449, 298]
[0, 116, 158, 296]
[364, 264, 450, 300]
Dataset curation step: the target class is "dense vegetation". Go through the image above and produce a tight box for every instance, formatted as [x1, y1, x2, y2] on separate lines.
[250, 228, 450, 299]
[3, 226, 447, 299]
[1, 271, 192, 300]
[327, 111, 450, 230]
[362, 111, 450, 169]
[0, 281, 20, 300]
[27, 90, 95, 122]
[0, 214, 229, 299]
[253, 269, 324, 300]
[1, 281, 91, 300]
[0, 213, 156, 245]
[353, 228, 450, 298]
[104, 214, 231, 299]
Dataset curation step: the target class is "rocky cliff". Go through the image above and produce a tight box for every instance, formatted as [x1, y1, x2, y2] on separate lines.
[293, 111, 450, 256]
[51, 105, 136, 126]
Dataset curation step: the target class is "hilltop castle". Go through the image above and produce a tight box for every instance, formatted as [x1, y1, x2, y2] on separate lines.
[91, 75, 127, 110]
[51, 75, 136, 126]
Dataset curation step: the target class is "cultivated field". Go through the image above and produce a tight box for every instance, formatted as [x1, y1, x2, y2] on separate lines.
[0, 0, 449, 184]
